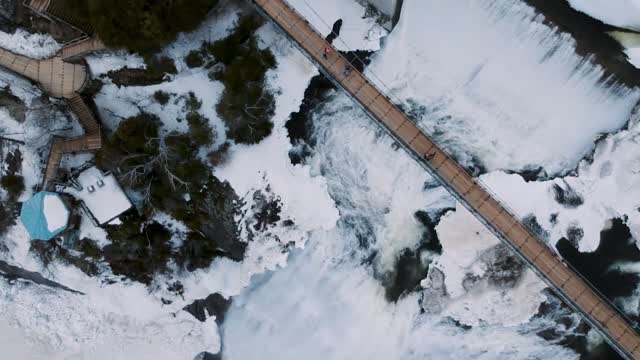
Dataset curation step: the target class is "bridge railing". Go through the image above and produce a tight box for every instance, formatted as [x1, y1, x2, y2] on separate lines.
[251, 0, 639, 342]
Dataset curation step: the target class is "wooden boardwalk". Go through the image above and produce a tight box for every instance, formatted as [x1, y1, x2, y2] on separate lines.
[41, 94, 102, 188]
[251, 0, 640, 358]
[61, 36, 106, 61]
[0, 14, 104, 187]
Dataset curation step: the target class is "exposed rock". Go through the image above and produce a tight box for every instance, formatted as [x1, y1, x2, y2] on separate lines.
[523, 214, 550, 240]
[506, 166, 545, 182]
[566, 224, 584, 248]
[285, 51, 374, 165]
[0, 147, 22, 236]
[250, 188, 282, 232]
[557, 218, 640, 303]
[105, 57, 177, 87]
[184, 293, 231, 324]
[197, 352, 222, 360]
[105, 68, 167, 87]
[461, 272, 482, 292]
[533, 289, 621, 360]
[380, 210, 443, 302]
[419, 267, 447, 314]
[0, 260, 82, 294]
[0, 86, 26, 122]
[325, 19, 343, 43]
[552, 181, 584, 208]
[480, 243, 525, 288]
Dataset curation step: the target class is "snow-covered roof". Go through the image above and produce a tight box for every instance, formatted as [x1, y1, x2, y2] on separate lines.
[64, 166, 132, 225]
[20, 192, 70, 240]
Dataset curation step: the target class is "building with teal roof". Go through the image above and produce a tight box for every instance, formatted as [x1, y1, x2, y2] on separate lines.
[20, 191, 70, 241]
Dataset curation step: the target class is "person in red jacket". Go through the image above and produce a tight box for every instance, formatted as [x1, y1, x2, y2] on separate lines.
[323, 46, 331, 59]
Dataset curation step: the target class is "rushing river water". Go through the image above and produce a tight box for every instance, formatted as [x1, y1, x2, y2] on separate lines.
[220, 0, 640, 359]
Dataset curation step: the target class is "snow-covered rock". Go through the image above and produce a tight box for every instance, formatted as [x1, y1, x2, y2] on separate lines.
[567, 0, 640, 31]
[42, 194, 69, 232]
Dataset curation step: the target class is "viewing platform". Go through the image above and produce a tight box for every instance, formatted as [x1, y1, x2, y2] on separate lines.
[0, 48, 86, 98]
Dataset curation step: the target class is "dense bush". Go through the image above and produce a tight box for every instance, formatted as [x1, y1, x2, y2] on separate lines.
[0, 200, 17, 239]
[103, 217, 172, 283]
[186, 111, 214, 147]
[207, 15, 277, 144]
[59, 0, 219, 54]
[186, 15, 276, 144]
[30, 239, 103, 276]
[153, 90, 172, 105]
[176, 232, 222, 271]
[185, 50, 205, 68]
[0, 174, 24, 200]
[107, 56, 177, 87]
[96, 110, 244, 275]
[208, 142, 230, 166]
[217, 82, 275, 144]
[0, 149, 22, 238]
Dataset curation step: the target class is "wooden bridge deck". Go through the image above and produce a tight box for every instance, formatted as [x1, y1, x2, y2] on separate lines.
[250, 0, 640, 358]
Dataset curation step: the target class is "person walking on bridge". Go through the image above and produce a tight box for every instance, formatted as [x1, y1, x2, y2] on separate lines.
[343, 64, 352, 77]
[323, 46, 331, 59]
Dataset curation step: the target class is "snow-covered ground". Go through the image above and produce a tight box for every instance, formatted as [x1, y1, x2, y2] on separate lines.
[288, 0, 387, 51]
[0, 28, 60, 58]
[0, 7, 248, 359]
[1, 3, 345, 359]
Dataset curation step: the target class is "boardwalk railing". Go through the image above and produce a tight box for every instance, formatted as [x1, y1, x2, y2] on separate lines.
[249, 0, 640, 358]
[40, 94, 102, 189]
[23, 0, 93, 34]
[61, 36, 106, 61]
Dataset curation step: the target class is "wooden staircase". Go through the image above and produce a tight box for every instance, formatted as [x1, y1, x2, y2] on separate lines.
[67, 94, 101, 139]
[41, 94, 102, 188]
[61, 36, 106, 61]
[26, 0, 94, 34]
[26, 0, 50, 12]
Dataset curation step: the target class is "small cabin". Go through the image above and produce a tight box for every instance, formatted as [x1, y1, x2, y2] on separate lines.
[63, 166, 132, 226]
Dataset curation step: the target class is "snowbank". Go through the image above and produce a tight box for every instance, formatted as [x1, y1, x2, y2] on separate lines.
[471, 111, 640, 252]
[85, 52, 145, 76]
[43, 194, 69, 232]
[0, 276, 218, 360]
[368, 0, 639, 175]
[0, 29, 60, 59]
[288, 0, 387, 51]
[567, 0, 640, 31]
[434, 204, 547, 326]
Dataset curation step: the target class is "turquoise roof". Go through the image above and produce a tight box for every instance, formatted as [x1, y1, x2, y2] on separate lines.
[20, 192, 69, 241]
